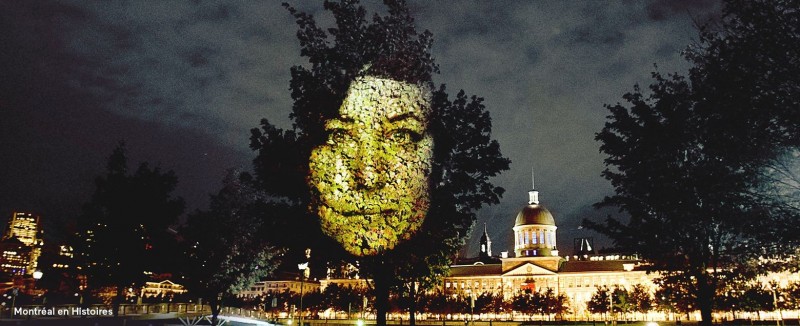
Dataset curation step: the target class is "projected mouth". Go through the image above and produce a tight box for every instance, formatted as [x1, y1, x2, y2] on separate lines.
[341, 209, 395, 217]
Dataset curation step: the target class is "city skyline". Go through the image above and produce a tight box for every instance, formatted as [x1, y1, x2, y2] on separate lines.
[0, 1, 722, 254]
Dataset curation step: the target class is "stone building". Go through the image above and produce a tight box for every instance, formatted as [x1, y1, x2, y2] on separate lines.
[441, 188, 655, 316]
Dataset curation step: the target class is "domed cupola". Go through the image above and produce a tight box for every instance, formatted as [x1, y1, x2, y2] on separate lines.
[512, 187, 559, 257]
[514, 202, 555, 227]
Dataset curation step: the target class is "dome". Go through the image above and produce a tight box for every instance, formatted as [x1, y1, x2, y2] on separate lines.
[514, 204, 555, 226]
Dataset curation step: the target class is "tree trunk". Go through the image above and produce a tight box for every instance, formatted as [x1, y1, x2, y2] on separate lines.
[409, 284, 417, 326]
[210, 295, 223, 326]
[697, 274, 714, 326]
[113, 285, 124, 317]
[375, 272, 389, 326]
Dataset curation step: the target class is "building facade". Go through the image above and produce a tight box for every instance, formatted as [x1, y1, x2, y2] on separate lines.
[140, 280, 188, 298]
[250, 188, 657, 316]
[238, 279, 322, 299]
[0, 212, 44, 275]
[440, 188, 655, 316]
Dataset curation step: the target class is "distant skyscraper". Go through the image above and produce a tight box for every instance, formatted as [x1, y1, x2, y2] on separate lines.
[0, 212, 44, 275]
[6, 212, 42, 246]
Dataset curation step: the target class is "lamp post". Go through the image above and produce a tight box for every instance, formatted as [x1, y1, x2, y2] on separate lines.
[609, 288, 613, 324]
[10, 288, 18, 319]
[470, 292, 475, 326]
[33, 270, 44, 305]
[298, 249, 311, 326]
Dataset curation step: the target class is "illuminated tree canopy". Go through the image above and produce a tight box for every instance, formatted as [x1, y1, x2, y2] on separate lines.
[181, 170, 280, 326]
[250, 0, 509, 324]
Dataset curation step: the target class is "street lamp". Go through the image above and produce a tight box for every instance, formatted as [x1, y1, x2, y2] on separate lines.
[470, 292, 475, 326]
[33, 270, 44, 305]
[10, 288, 18, 319]
[609, 287, 613, 323]
[298, 249, 311, 326]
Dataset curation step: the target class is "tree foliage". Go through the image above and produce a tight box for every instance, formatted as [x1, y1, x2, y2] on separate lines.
[250, 1, 509, 324]
[653, 276, 695, 315]
[628, 284, 653, 314]
[473, 292, 506, 315]
[587, 286, 610, 315]
[511, 289, 568, 319]
[180, 170, 280, 325]
[321, 283, 370, 316]
[585, 1, 800, 325]
[75, 142, 184, 315]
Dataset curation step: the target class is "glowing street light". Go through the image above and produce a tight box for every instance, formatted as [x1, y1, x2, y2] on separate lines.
[298, 249, 311, 326]
[32, 270, 44, 305]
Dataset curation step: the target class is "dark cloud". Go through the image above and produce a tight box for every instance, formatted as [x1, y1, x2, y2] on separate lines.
[646, 0, 722, 22]
[0, 1, 250, 241]
[2, 1, 717, 256]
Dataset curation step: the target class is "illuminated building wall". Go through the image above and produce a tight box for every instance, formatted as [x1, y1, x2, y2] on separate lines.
[0, 238, 32, 275]
[6, 212, 41, 246]
[440, 189, 654, 316]
[237, 280, 321, 299]
[0, 212, 44, 275]
[140, 280, 188, 297]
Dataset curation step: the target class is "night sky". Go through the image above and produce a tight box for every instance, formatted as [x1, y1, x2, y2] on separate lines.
[0, 1, 721, 256]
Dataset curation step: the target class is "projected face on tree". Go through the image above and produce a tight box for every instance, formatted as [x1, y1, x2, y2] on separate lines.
[308, 75, 434, 256]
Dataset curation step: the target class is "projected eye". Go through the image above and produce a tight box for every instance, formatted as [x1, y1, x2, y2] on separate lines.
[388, 129, 422, 144]
[327, 128, 351, 144]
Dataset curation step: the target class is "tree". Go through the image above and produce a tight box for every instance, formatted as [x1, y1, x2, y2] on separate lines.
[541, 288, 570, 320]
[474, 292, 498, 315]
[611, 287, 634, 320]
[587, 286, 611, 316]
[628, 284, 653, 315]
[180, 170, 280, 326]
[587, 286, 633, 320]
[781, 282, 800, 310]
[250, 1, 509, 325]
[585, 1, 800, 325]
[511, 292, 534, 319]
[322, 283, 369, 317]
[738, 283, 774, 317]
[683, 0, 800, 255]
[424, 291, 467, 319]
[653, 277, 694, 318]
[75, 142, 184, 316]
